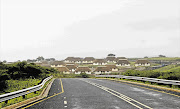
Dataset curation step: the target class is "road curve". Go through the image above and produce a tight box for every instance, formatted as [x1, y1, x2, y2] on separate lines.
[20, 78, 180, 109]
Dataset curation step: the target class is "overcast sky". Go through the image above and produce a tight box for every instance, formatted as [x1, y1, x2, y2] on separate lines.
[0, 0, 180, 61]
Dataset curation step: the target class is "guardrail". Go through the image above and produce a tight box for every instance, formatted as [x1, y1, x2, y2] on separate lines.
[0, 76, 53, 103]
[96, 75, 180, 86]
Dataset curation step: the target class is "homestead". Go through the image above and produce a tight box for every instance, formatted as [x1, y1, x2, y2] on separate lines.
[51, 61, 65, 67]
[135, 59, 151, 66]
[74, 66, 92, 74]
[105, 64, 119, 71]
[93, 59, 107, 65]
[116, 59, 130, 66]
[94, 66, 111, 74]
[55, 66, 70, 74]
[82, 57, 95, 64]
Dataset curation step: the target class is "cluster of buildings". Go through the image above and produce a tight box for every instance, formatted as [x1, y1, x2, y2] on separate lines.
[33, 55, 151, 75]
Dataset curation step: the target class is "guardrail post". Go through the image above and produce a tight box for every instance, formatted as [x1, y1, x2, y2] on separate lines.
[22, 95, 26, 99]
[5, 100, 8, 104]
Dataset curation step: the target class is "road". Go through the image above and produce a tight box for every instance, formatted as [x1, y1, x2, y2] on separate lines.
[20, 78, 180, 109]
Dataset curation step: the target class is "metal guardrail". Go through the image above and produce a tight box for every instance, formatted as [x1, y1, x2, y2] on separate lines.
[96, 75, 180, 86]
[0, 76, 53, 103]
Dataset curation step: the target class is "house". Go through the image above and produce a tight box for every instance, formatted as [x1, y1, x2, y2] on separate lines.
[135, 59, 150, 66]
[66, 64, 77, 72]
[105, 64, 119, 71]
[64, 57, 75, 63]
[74, 57, 83, 64]
[94, 66, 111, 74]
[51, 61, 65, 67]
[116, 59, 130, 66]
[74, 66, 91, 74]
[55, 66, 70, 74]
[106, 57, 116, 63]
[82, 57, 95, 64]
[114, 57, 126, 62]
[93, 59, 107, 65]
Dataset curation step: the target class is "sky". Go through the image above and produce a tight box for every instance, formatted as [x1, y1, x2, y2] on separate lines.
[0, 0, 180, 62]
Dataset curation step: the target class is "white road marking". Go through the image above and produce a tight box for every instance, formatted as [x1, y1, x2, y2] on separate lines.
[64, 97, 66, 99]
[64, 106, 67, 107]
[64, 101, 67, 104]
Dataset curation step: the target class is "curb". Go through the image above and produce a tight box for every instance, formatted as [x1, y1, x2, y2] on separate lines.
[2, 78, 55, 109]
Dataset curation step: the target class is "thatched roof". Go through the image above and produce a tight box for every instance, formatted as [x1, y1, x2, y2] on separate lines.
[55, 67, 70, 72]
[93, 59, 107, 63]
[51, 61, 65, 66]
[135, 59, 150, 64]
[83, 57, 95, 61]
[116, 59, 130, 64]
[66, 64, 77, 70]
[106, 57, 116, 61]
[94, 66, 111, 72]
[114, 57, 126, 61]
[105, 65, 118, 69]
[75, 66, 91, 72]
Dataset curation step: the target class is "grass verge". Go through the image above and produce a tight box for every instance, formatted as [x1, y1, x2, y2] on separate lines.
[0, 78, 53, 109]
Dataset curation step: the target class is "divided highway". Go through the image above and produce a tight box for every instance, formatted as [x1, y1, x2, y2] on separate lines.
[20, 78, 180, 109]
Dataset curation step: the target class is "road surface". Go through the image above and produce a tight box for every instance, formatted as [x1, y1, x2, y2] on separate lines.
[20, 78, 180, 109]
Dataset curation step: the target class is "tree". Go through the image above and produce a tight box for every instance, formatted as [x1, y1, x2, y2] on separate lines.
[36, 56, 44, 61]
[107, 53, 116, 57]
[3, 60, 7, 63]
[144, 56, 148, 58]
[159, 55, 166, 57]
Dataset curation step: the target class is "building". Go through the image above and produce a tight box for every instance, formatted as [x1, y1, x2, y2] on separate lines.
[135, 59, 150, 66]
[74, 66, 91, 74]
[55, 66, 70, 74]
[66, 64, 77, 72]
[106, 57, 116, 63]
[116, 59, 130, 66]
[51, 61, 65, 67]
[74, 57, 83, 64]
[82, 57, 95, 64]
[105, 64, 119, 71]
[114, 57, 126, 62]
[64, 57, 75, 63]
[94, 66, 111, 74]
[93, 59, 107, 65]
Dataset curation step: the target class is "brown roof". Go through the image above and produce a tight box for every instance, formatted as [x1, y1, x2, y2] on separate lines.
[106, 57, 116, 61]
[41, 61, 49, 64]
[41, 64, 51, 68]
[51, 61, 65, 66]
[66, 65, 77, 70]
[73, 57, 83, 61]
[83, 57, 95, 61]
[116, 59, 130, 64]
[93, 59, 107, 63]
[135, 60, 150, 64]
[105, 65, 118, 69]
[94, 66, 111, 72]
[75, 67, 91, 72]
[55, 67, 70, 72]
[65, 57, 75, 61]
[114, 57, 126, 61]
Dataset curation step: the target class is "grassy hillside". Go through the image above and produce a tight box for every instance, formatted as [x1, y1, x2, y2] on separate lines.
[146, 57, 180, 61]
[154, 64, 180, 72]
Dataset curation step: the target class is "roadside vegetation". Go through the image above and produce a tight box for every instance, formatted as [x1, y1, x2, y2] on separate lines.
[0, 61, 58, 94]
[0, 61, 57, 108]
[122, 64, 180, 81]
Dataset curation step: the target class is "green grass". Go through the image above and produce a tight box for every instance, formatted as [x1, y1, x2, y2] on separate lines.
[0, 79, 41, 95]
[146, 57, 180, 61]
[0, 78, 52, 108]
[154, 64, 180, 72]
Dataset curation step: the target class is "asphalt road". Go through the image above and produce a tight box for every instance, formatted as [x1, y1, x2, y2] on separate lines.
[21, 78, 180, 109]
